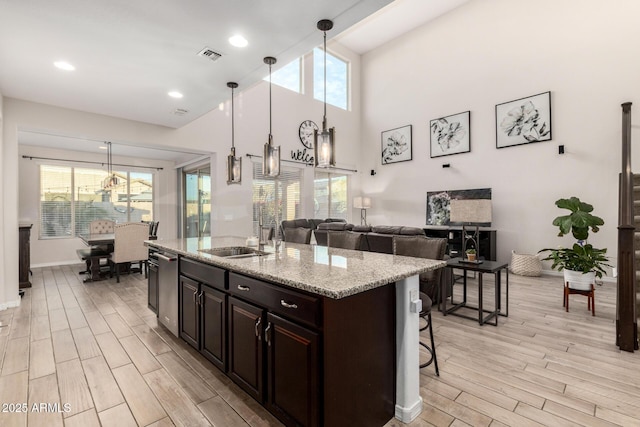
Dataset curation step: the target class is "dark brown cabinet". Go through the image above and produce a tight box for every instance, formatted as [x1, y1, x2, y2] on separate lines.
[228, 296, 264, 402]
[179, 259, 228, 372]
[228, 273, 320, 427]
[266, 313, 319, 427]
[179, 275, 199, 348]
[169, 254, 396, 427]
[19, 224, 32, 288]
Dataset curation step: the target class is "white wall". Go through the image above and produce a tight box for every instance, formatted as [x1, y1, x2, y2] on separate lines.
[359, 0, 640, 270]
[19, 144, 179, 266]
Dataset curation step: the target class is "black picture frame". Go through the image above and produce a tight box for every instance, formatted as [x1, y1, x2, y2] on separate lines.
[430, 111, 471, 158]
[495, 91, 552, 149]
[381, 125, 412, 165]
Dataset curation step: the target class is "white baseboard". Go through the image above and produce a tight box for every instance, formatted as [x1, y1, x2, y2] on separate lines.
[0, 297, 21, 311]
[32, 260, 82, 268]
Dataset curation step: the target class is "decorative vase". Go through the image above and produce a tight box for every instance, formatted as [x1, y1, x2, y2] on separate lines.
[563, 269, 595, 291]
[467, 253, 476, 262]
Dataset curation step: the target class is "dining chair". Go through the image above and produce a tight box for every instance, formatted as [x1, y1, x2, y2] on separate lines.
[327, 230, 363, 250]
[109, 222, 149, 283]
[283, 227, 312, 244]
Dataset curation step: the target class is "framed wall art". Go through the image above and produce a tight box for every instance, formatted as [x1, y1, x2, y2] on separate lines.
[495, 91, 551, 148]
[430, 111, 470, 158]
[381, 125, 412, 165]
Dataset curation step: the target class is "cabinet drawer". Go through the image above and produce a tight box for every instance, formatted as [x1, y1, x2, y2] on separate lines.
[229, 273, 320, 328]
[180, 258, 227, 290]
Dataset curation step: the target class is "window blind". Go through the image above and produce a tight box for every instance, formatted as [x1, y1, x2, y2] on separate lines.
[252, 162, 302, 237]
[314, 171, 348, 220]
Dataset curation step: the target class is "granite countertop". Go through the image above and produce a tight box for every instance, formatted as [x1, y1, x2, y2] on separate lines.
[148, 236, 446, 299]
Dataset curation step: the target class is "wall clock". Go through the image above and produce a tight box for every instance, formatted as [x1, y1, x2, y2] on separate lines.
[298, 120, 318, 149]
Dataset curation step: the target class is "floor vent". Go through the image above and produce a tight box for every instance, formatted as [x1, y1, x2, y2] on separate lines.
[198, 47, 222, 62]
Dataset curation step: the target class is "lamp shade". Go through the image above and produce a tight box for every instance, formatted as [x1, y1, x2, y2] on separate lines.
[353, 196, 371, 209]
[449, 199, 492, 224]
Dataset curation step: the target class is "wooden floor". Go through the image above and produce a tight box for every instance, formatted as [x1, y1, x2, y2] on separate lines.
[0, 265, 638, 426]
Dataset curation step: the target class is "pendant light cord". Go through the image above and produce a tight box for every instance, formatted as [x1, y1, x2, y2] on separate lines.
[231, 86, 235, 149]
[323, 30, 327, 122]
[269, 62, 273, 136]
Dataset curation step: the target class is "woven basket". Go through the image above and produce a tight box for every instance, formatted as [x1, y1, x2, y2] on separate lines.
[510, 251, 542, 276]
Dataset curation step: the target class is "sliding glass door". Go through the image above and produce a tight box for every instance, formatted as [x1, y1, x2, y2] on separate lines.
[183, 165, 211, 238]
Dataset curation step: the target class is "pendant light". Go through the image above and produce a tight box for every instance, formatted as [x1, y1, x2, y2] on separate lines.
[226, 81, 242, 184]
[103, 141, 119, 189]
[314, 19, 335, 168]
[262, 56, 280, 177]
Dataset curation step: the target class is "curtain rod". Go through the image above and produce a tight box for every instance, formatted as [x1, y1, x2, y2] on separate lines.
[22, 155, 164, 171]
[245, 153, 357, 173]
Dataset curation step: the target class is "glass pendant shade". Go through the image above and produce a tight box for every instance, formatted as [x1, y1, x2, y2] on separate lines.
[226, 81, 242, 184]
[314, 127, 335, 168]
[263, 135, 280, 177]
[227, 147, 242, 184]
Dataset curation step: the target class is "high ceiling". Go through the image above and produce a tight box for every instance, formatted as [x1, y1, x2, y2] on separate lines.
[1, 0, 471, 160]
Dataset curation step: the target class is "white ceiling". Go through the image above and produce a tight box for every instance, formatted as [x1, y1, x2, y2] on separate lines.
[1, 0, 470, 161]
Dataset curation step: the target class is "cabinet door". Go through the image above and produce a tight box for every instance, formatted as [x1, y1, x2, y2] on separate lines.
[179, 275, 199, 349]
[265, 313, 319, 427]
[148, 263, 159, 314]
[228, 296, 264, 402]
[201, 285, 226, 372]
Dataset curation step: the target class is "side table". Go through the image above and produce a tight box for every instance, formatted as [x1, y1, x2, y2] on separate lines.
[441, 258, 509, 326]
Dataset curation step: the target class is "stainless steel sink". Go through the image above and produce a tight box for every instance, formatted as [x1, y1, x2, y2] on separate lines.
[199, 246, 268, 259]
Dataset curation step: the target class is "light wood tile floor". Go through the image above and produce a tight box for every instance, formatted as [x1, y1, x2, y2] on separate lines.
[0, 264, 638, 426]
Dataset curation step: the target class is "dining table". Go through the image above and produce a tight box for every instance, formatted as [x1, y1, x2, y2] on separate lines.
[78, 233, 115, 282]
[79, 233, 157, 282]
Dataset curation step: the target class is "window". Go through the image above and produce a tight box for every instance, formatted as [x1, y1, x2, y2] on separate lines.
[40, 164, 153, 238]
[314, 48, 348, 110]
[314, 171, 348, 220]
[252, 162, 302, 237]
[264, 57, 301, 93]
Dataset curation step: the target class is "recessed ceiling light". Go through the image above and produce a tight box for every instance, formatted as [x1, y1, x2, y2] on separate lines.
[54, 61, 75, 71]
[228, 35, 248, 48]
[168, 91, 183, 99]
[98, 146, 107, 150]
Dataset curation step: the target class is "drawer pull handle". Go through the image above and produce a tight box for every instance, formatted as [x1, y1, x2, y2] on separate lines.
[237, 285, 250, 291]
[255, 317, 262, 340]
[280, 300, 298, 309]
[193, 290, 198, 303]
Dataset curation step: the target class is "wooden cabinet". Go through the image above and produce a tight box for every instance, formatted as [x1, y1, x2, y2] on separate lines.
[228, 296, 264, 402]
[179, 259, 228, 372]
[424, 227, 497, 261]
[171, 256, 395, 427]
[148, 261, 158, 313]
[19, 224, 32, 288]
[265, 313, 319, 427]
[227, 274, 320, 427]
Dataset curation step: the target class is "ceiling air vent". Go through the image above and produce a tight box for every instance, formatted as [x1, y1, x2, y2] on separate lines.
[198, 47, 222, 62]
[173, 108, 189, 116]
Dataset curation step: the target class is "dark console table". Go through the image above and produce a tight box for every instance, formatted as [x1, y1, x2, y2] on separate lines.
[424, 226, 497, 261]
[19, 223, 32, 288]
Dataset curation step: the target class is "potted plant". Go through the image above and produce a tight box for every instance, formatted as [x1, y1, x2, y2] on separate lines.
[465, 248, 477, 262]
[539, 197, 611, 289]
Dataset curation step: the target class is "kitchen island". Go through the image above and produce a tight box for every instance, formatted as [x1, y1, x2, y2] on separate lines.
[147, 236, 445, 426]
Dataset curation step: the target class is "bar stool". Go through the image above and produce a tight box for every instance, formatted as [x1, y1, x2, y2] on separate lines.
[419, 292, 439, 375]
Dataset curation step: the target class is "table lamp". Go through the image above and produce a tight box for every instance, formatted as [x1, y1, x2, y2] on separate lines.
[353, 196, 372, 226]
